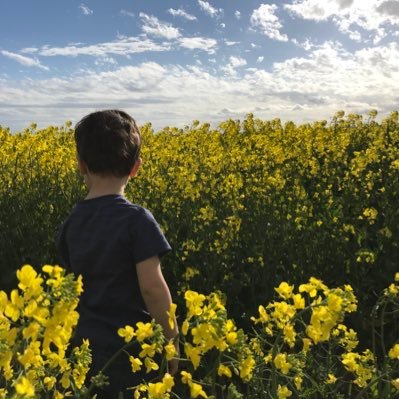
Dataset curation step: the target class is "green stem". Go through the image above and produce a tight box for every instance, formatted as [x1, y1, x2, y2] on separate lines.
[380, 302, 388, 358]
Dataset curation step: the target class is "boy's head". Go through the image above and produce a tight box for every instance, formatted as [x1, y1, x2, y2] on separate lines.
[74, 110, 141, 177]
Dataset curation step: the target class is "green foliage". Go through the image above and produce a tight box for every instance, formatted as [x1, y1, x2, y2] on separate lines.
[1, 112, 398, 354]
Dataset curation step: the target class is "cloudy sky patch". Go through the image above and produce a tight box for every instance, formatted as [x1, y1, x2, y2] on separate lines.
[0, 0, 398, 130]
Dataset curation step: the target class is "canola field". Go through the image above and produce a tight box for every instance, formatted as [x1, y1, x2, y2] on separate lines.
[0, 111, 398, 398]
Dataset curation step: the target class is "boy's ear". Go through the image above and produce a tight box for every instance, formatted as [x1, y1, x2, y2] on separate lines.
[76, 155, 89, 174]
[129, 158, 142, 178]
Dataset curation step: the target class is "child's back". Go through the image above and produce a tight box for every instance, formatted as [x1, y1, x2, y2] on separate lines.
[57, 110, 178, 398]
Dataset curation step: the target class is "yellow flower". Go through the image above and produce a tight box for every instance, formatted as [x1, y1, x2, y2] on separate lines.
[326, 373, 337, 384]
[129, 356, 143, 372]
[274, 353, 292, 375]
[362, 207, 378, 223]
[294, 375, 303, 390]
[327, 294, 343, 312]
[17, 265, 43, 298]
[182, 320, 189, 335]
[292, 294, 305, 309]
[388, 283, 398, 296]
[15, 377, 35, 397]
[135, 322, 154, 342]
[5, 289, 24, 321]
[184, 266, 200, 281]
[60, 371, 71, 389]
[192, 323, 216, 348]
[341, 352, 358, 372]
[141, 375, 174, 398]
[162, 373, 175, 391]
[139, 343, 157, 358]
[189, 381, 208, 398]
[302, 338, 312, 353]
[184, 343, 202, 369]
[167, 303, 177, 330]
[388, 344, 399, 360]
[147, 382, 167, 398]
[117, 325, 135, 342]
[184, 290, 206, 319]
[239, 355, 256, 381]
[277, 384, 292, 399]
[144, 357, 159, 373]
[283, 324, 296, 347]
[181, 370, 192, 384]
[44, 376, 57, 390]
[217, 364, 232, 378]
[251, 304, 269, 324]
[275, 282, 294, 299]
[392, 378, 399, 390]
[42, 265, 64, 278]
[164, 341, 177, 360]
[226, 331, 238, 345]
[18, 341, 42, 368]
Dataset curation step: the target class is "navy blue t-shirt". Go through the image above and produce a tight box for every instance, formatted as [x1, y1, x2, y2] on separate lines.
[57, 194, 171, 348]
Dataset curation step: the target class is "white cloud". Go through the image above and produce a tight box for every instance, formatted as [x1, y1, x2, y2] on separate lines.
[21, 34, 218, 58]
[1, 42, 399, 131]
[197, 0, 223, 18]
[20, 47, 39, 54]
[235, 10, 241, 19]
[178, 37, 218, 53]
[168, 8, 197, 21]
[24, 37, 172, 57]
[140, 13, 181, 40]
[94, 57, 117, 66]
[220, 23, 226, 28]
[251, 43, 261, 48]
[1, 50, 49, 70]
[291, 38, 318, 50]
[120, 9, 135, 18]
[285, 0, 399, 42]
[225, 40, 240, 46]
[79, 3, 93, 16]
[250, 4, 289, 42]
[230, 56, 247, 68]
[221, 56, 247, 75]
[257, 56, 264, 63]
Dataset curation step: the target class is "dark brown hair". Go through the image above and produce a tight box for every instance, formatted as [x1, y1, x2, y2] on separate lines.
[74, 110, 141, 177]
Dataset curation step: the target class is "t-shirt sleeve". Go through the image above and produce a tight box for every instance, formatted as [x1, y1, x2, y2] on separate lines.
[128, 208, 172, 264]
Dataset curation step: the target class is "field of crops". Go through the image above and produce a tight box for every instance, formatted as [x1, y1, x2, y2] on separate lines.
[0, 111, 398, 398]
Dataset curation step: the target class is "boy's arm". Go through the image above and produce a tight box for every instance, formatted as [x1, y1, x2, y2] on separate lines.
[136, 256, 179, 372]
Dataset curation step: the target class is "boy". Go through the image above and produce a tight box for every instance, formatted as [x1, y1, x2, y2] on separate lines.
[57, 110, 178, 398]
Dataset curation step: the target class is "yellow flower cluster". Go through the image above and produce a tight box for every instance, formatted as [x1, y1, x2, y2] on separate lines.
[252, 278, 357, 347]
[129, 290, 254, 399]
[118, 320, 166, 376]
[249, 275, 399, 396]
[0, 265, 89, 398]
[2, 265, 399, 398]
[341, 349, 375, 388]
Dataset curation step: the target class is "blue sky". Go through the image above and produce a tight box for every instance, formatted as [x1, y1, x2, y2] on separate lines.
[1, 0, 399, 131]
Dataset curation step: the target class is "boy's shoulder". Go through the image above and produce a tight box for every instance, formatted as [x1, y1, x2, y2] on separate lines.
[65, 195, 155, 224]
[113, 196, 154, 219]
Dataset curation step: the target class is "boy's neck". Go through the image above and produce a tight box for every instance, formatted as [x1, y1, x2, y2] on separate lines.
[84, 173, 129, 200]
